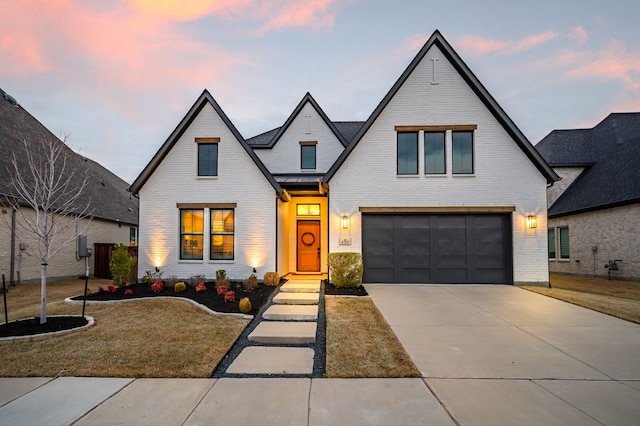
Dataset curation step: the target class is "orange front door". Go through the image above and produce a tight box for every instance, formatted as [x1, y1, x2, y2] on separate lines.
[297, 220, 320, 272]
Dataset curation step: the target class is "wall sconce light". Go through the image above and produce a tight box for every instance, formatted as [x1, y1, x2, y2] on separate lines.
[341, 215, 349, 230]
[526, 215, 538, 229]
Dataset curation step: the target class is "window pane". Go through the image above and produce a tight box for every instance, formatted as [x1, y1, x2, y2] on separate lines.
[198, 143, 218, 176]
[211, 209, 234, 260]
[559, 227, 570, 259]
[180, 209, 204, 260]
[301, 145, 316, 169]
[452, 131, 473, 174]
[397, 132, 418, 175]
[425, 132, 445, 174]
[548, 228, 556, 258]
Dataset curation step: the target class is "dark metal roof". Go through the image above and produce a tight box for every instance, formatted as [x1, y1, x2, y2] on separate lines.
[323, 30, 559, 185]
[537, 113, 640, 217]
[273, 173, 324, 184]
[130, 89, 282, 195]
[246, 93, 362, 149]
[0, 88, 138, 226]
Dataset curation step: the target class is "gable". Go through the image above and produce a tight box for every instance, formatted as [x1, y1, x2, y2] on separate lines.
[325, 30, 558, 185]
[130, 90, 280, 195]
[253, 98, 346, 174]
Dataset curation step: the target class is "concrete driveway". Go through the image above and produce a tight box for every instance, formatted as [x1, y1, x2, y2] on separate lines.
[367, 284, 640, 425]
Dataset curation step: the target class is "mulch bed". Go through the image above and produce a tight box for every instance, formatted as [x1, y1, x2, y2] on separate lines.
[0, 316, 88, 338]
[324, 282, 368, 296]
[72, 281, 277, 315]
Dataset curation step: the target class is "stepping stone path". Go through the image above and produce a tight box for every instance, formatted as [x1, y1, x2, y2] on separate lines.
[225, 278, 322, 376]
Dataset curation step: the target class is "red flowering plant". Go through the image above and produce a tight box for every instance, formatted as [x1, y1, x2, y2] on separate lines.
[151, 280, 163, 294]
[224, 290, 235, 302]
[216, 285, 227, 296]
[195, 282, 207, 292]
[107, 285, 117, 293]
[124, 288, 133, 296]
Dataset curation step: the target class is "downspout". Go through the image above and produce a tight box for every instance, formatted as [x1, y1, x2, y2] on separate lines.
[275, 195, 278, 275]
[9, 209, 16, 285]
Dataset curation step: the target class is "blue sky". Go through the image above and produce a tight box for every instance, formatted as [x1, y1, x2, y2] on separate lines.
[2, 0, 638, 183]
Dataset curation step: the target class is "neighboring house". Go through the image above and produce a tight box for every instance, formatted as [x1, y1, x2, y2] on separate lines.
[0, 88, 139, 283]
[131, 30, 558, 285]
[536, 113, 640, 281]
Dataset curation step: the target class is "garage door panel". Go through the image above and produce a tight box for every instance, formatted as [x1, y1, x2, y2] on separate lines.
[362, 213, 512, 284]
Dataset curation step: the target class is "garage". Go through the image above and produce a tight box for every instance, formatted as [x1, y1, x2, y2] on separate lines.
[362, 213, 512, 284]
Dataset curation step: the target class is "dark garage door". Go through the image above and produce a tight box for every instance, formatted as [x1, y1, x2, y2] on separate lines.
[362, 214, 512, 284]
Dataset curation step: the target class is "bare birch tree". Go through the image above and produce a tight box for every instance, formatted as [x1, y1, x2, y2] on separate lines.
[2, 136, 93, 324]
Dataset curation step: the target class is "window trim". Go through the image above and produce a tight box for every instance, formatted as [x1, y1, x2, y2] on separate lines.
[300, 141, 317, 170]
[397, 131, 418, 175]
[179, 208, 204, 260]
[195, 137, 220, 177]
[210, 208, 235, 261]
[424, 131, 446, 175]
[452, 130, 474, 174]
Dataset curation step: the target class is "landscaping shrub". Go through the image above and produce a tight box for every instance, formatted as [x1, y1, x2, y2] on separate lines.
[216, 285, 227, 296]
[239, 297, 252, 314]
[166, 275, 178, 288]
[195, 282, 207, 292]
[215, 269, 229, 289]
[109, 244, 135, 287]
[244, 273, 258, 292]
[174, 282, 187, 293]
[151, 280, 163, 294]
[224, 290, 236, 302]
[328, 252, 363, 288]
[188, 274, 206, 288]
[124, 288, 133, 296]
[263, 272, 280, 286]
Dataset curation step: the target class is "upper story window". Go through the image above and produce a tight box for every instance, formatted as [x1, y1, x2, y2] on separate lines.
[424, 131, 445, 174]
[300, 142, 317, 170]
[180, 209, 204, 260]
[452, 131, 473, 174]
[397, 132, 418, 175]
[196, 137, 219, 176]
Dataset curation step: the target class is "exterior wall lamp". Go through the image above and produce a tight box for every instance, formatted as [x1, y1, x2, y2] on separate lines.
[526, 215, 538, 229]
[341, 215, 349, 230]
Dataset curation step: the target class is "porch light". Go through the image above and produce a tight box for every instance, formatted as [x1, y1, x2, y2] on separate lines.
[341, 215, 349, 230]
[526, 215, 538, 229]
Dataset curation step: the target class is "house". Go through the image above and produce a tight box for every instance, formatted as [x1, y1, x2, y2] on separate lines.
[0, 88, 139, 283]
[130, 30, 557, 285]
[536, 113, 640, 281]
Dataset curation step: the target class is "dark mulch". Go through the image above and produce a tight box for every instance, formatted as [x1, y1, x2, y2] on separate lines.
[71, 282, 277, 316]
[324, 282, 368, 296]
[0, 316, 88, 338]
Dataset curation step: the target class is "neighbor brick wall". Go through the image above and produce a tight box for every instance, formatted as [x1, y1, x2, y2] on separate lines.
[549, 204, 640, 281]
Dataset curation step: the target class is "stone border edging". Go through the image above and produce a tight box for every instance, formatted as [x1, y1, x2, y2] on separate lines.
[64, 296, 253, 320]
[0, 315, 94, 345]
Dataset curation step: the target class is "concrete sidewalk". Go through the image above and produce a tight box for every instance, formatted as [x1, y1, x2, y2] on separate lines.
[1, 285, 639, 425]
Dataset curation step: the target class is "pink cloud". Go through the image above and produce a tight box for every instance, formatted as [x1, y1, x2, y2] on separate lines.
[568, 26, 588, 45]
[455, 31, 559, 56]
[257, 0, 337, 33]
[565, 40, 640, 91]
[514, 31, 559, 53]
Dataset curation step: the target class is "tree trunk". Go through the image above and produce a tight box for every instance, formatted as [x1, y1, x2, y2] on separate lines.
[40, 262, 47, 324]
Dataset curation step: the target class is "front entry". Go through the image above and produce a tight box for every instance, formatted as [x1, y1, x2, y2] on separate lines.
[297, 220, 320, 272]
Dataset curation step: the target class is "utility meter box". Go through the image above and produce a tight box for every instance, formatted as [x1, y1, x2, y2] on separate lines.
[78, 235, 91, 257]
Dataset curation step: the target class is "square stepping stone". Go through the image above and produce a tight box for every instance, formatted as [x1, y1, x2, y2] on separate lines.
[281, 282, 321, 293]
[263, 305, 318, 320]
[226, 347, 314, 374]
[273, 292, 319, 305]
[248, 322, 317, 344]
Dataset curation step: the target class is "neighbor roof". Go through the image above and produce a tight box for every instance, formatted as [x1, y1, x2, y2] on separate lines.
[130, 89, 282, 194]
[323, 30, 559, 185]
[537, 112, 640, 217]
[0, 88, 138, 226]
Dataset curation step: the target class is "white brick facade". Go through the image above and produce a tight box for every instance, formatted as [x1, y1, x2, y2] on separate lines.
[328, 45, 550, 285]
[137, 103, 277, 281]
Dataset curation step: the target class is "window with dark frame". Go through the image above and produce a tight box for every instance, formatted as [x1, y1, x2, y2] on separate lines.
[300, 143, 316, 170]
[559, 227, 570, 259]
[452, 131, 473, 174]
[180, 209, 204, 260]
[197, 142, 218, 176]
[548, 228, 556, 259]
[397, 132, 418, 175]
[211, 209, 234, 260]
[425, 131, 446, 174]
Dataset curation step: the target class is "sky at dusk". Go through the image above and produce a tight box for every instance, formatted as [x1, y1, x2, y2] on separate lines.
[2, 0, 639, 183]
